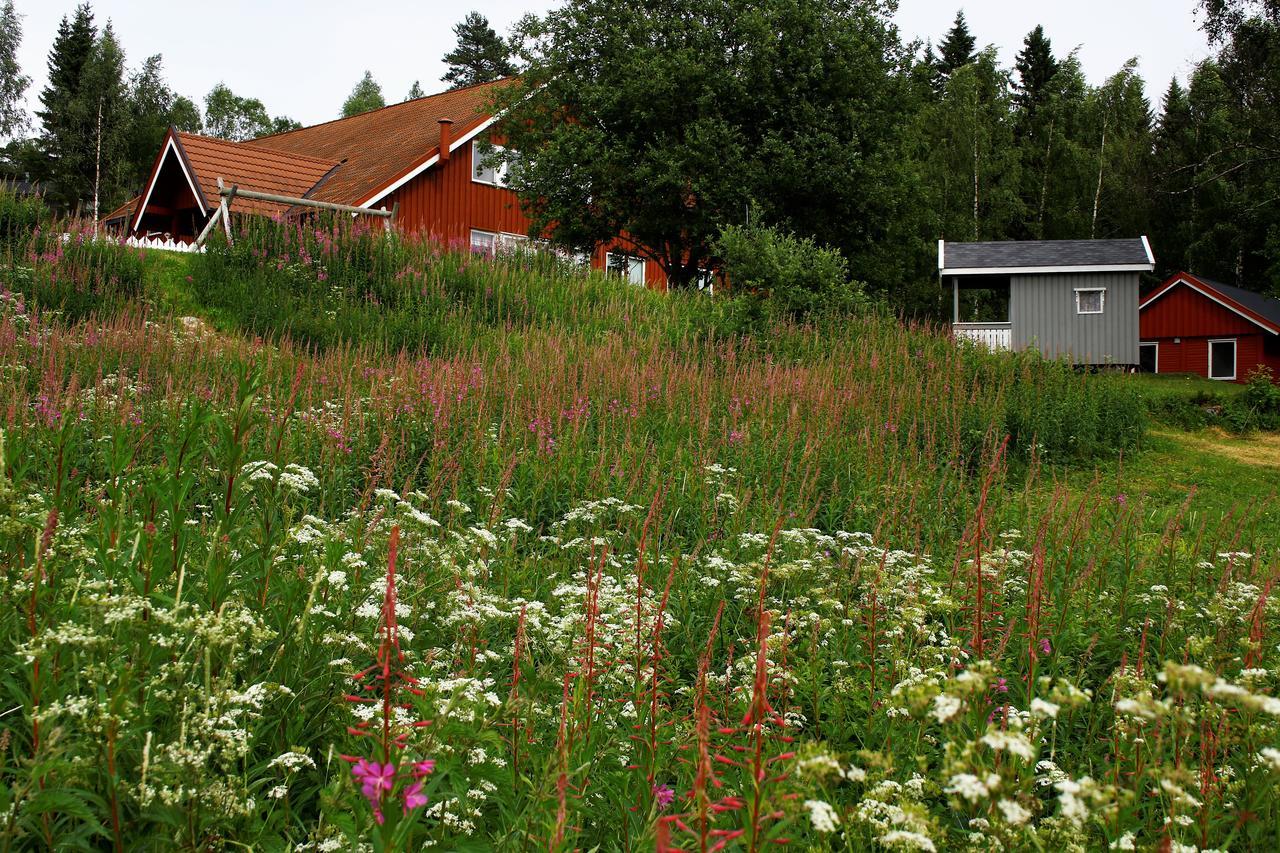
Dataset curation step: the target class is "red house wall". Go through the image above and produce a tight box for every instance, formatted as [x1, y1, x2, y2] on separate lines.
[383, 140, 669, 289]
[1140, 282, 1279, 382]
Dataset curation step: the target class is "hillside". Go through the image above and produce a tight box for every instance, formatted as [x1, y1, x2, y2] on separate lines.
[0, 223, 1277, 850]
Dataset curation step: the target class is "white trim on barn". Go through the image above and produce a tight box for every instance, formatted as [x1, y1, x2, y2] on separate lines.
[131, 134, 207, 233]
[1139, 276, 1280, 336]
[1140, 235, 1155, 266]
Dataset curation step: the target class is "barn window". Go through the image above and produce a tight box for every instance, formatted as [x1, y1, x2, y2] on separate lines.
[606, 252, 645, 285]
[1208, 339, 1236, 381]
[1075, 288, 1105, 314]
[472, 140, 508, 186]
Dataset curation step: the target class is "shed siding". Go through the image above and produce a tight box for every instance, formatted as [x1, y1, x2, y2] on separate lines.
[1010, 272, 1139, 364]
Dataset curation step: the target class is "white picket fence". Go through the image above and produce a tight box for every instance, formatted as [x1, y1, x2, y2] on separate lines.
[124, 235, 204, 254]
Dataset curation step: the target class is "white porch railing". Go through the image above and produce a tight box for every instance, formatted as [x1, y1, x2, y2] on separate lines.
[953, 322, 1012, 351]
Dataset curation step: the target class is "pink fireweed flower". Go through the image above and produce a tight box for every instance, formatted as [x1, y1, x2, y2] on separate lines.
[352, 759, 396, 802]
[652, 783, 675, 810]
[411, 759, 436, 779]
[1039, 638, 1052, 655]
[403, 780, 428, 813]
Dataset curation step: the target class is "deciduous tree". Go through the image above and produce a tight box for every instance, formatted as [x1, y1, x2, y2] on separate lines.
[0, 0, 29, 140]
[341, 70, 385, 117]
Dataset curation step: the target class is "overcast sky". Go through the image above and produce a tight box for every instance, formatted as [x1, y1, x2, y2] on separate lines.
[13, 0, 1211, 128]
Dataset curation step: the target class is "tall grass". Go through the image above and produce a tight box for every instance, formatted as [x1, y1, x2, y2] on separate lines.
[3, 214, 1269, 852]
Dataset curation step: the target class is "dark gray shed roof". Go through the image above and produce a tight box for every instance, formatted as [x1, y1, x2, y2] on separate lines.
[940, 238, 1154, 273]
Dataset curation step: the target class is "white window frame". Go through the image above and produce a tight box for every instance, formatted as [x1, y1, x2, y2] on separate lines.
[606, 251, 646, 285]
[695, 268, 716, 293]
[470, 228, 497, 254]
[1074, 287, 1106, 315]
[1208, 338, 1237, 381]
[472, 139, 509, 187]
[1138, 341, 1158, 373]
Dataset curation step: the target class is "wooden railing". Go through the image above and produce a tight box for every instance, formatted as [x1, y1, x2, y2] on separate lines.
[953, 322, 1012, 350]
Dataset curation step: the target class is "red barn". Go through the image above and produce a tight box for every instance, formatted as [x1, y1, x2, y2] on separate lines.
[1138, 272, 1280, 382]
[105, 79, 673, 289]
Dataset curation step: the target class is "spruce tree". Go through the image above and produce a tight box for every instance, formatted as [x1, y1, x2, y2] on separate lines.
[341, 70, 385, 117]
[0, 0, 29, 140]
[406, 80, 425, 101]
[938, 10, 976, 76]
[1013, 25, 1058, 121]
[36, 2, 96, 209]
[442, 13, 515, 89]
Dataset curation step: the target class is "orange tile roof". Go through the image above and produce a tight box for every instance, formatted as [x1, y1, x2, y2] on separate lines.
[175, 132, 339, 215]
[246, 78, 511, 207]
[102, 195, 139, 224]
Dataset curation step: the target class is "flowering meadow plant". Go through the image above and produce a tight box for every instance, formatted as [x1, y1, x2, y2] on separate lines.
[0, 220, 1276, 849]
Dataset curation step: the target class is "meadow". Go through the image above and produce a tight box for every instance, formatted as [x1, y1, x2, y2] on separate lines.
[0, 213, 1277, 851]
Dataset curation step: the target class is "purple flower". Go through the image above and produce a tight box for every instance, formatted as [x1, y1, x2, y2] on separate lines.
[1039, 638, 1052, 655]
[402, 780, 428, 812]
[995, 677, 1008, 693]
[411, 759, 436, 779]
[652, 783, 675, 810]
[352, 759, 396, 803]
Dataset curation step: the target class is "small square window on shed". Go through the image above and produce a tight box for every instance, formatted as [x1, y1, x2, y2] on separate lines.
[1075, 288, 1105, 314]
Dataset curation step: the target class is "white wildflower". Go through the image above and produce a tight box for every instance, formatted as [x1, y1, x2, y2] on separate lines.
[804, 799, 840, 833]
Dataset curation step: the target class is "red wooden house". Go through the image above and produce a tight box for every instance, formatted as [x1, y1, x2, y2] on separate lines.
[1138, 272, 1280, 382]
[103, 80, 671, 289]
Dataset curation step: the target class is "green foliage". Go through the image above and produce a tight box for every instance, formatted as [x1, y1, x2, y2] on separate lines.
[0, 0, 29, 140]
[203, 82, 272, 141]
[0, 185, 48, 247]
[1, 225, 145, 319]
[341, 70, 386, 118]
[714, 220, 864, 321]
[0, 226, 1276, 851]
[498, 0, 913, 291]
[441, 12, 515, 89]
[937, 9, 976, 76]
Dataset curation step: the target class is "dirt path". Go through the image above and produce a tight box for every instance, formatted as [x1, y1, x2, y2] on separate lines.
[1152, 428, 1280, 470]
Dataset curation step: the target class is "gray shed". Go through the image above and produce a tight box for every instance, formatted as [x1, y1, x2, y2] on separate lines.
[939, 238, 1156, 365]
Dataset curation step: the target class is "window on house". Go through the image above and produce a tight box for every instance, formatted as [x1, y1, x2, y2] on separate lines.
[1138, 342, 1157, 374]
[1209, 339, 1236, 381]
[606, 252, 645, 285]
[1075, 288, 1106, 314]
[470, 229, 497, 255]
[695, 268, 716, 293]
[472, 140, 508, 186]
[497, 232, 529, 253]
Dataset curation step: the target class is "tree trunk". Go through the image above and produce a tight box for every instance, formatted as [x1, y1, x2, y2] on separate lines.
[972, 91, 980, 242]
[93, 97, 103, 224]
[1037, 115, 1055, 239]
[1091, 115, 1108, 240]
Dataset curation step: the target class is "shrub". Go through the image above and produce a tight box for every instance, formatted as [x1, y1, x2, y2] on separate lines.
[0, 185, 50, 249]
[714, 220, 865, 321]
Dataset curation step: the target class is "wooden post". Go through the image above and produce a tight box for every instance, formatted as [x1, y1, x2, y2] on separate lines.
[952, 278, 960, 324]
[194, 205, 222, 247]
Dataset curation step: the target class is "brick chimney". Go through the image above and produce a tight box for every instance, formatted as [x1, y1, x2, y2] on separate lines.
[438, 118, 454, 161]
